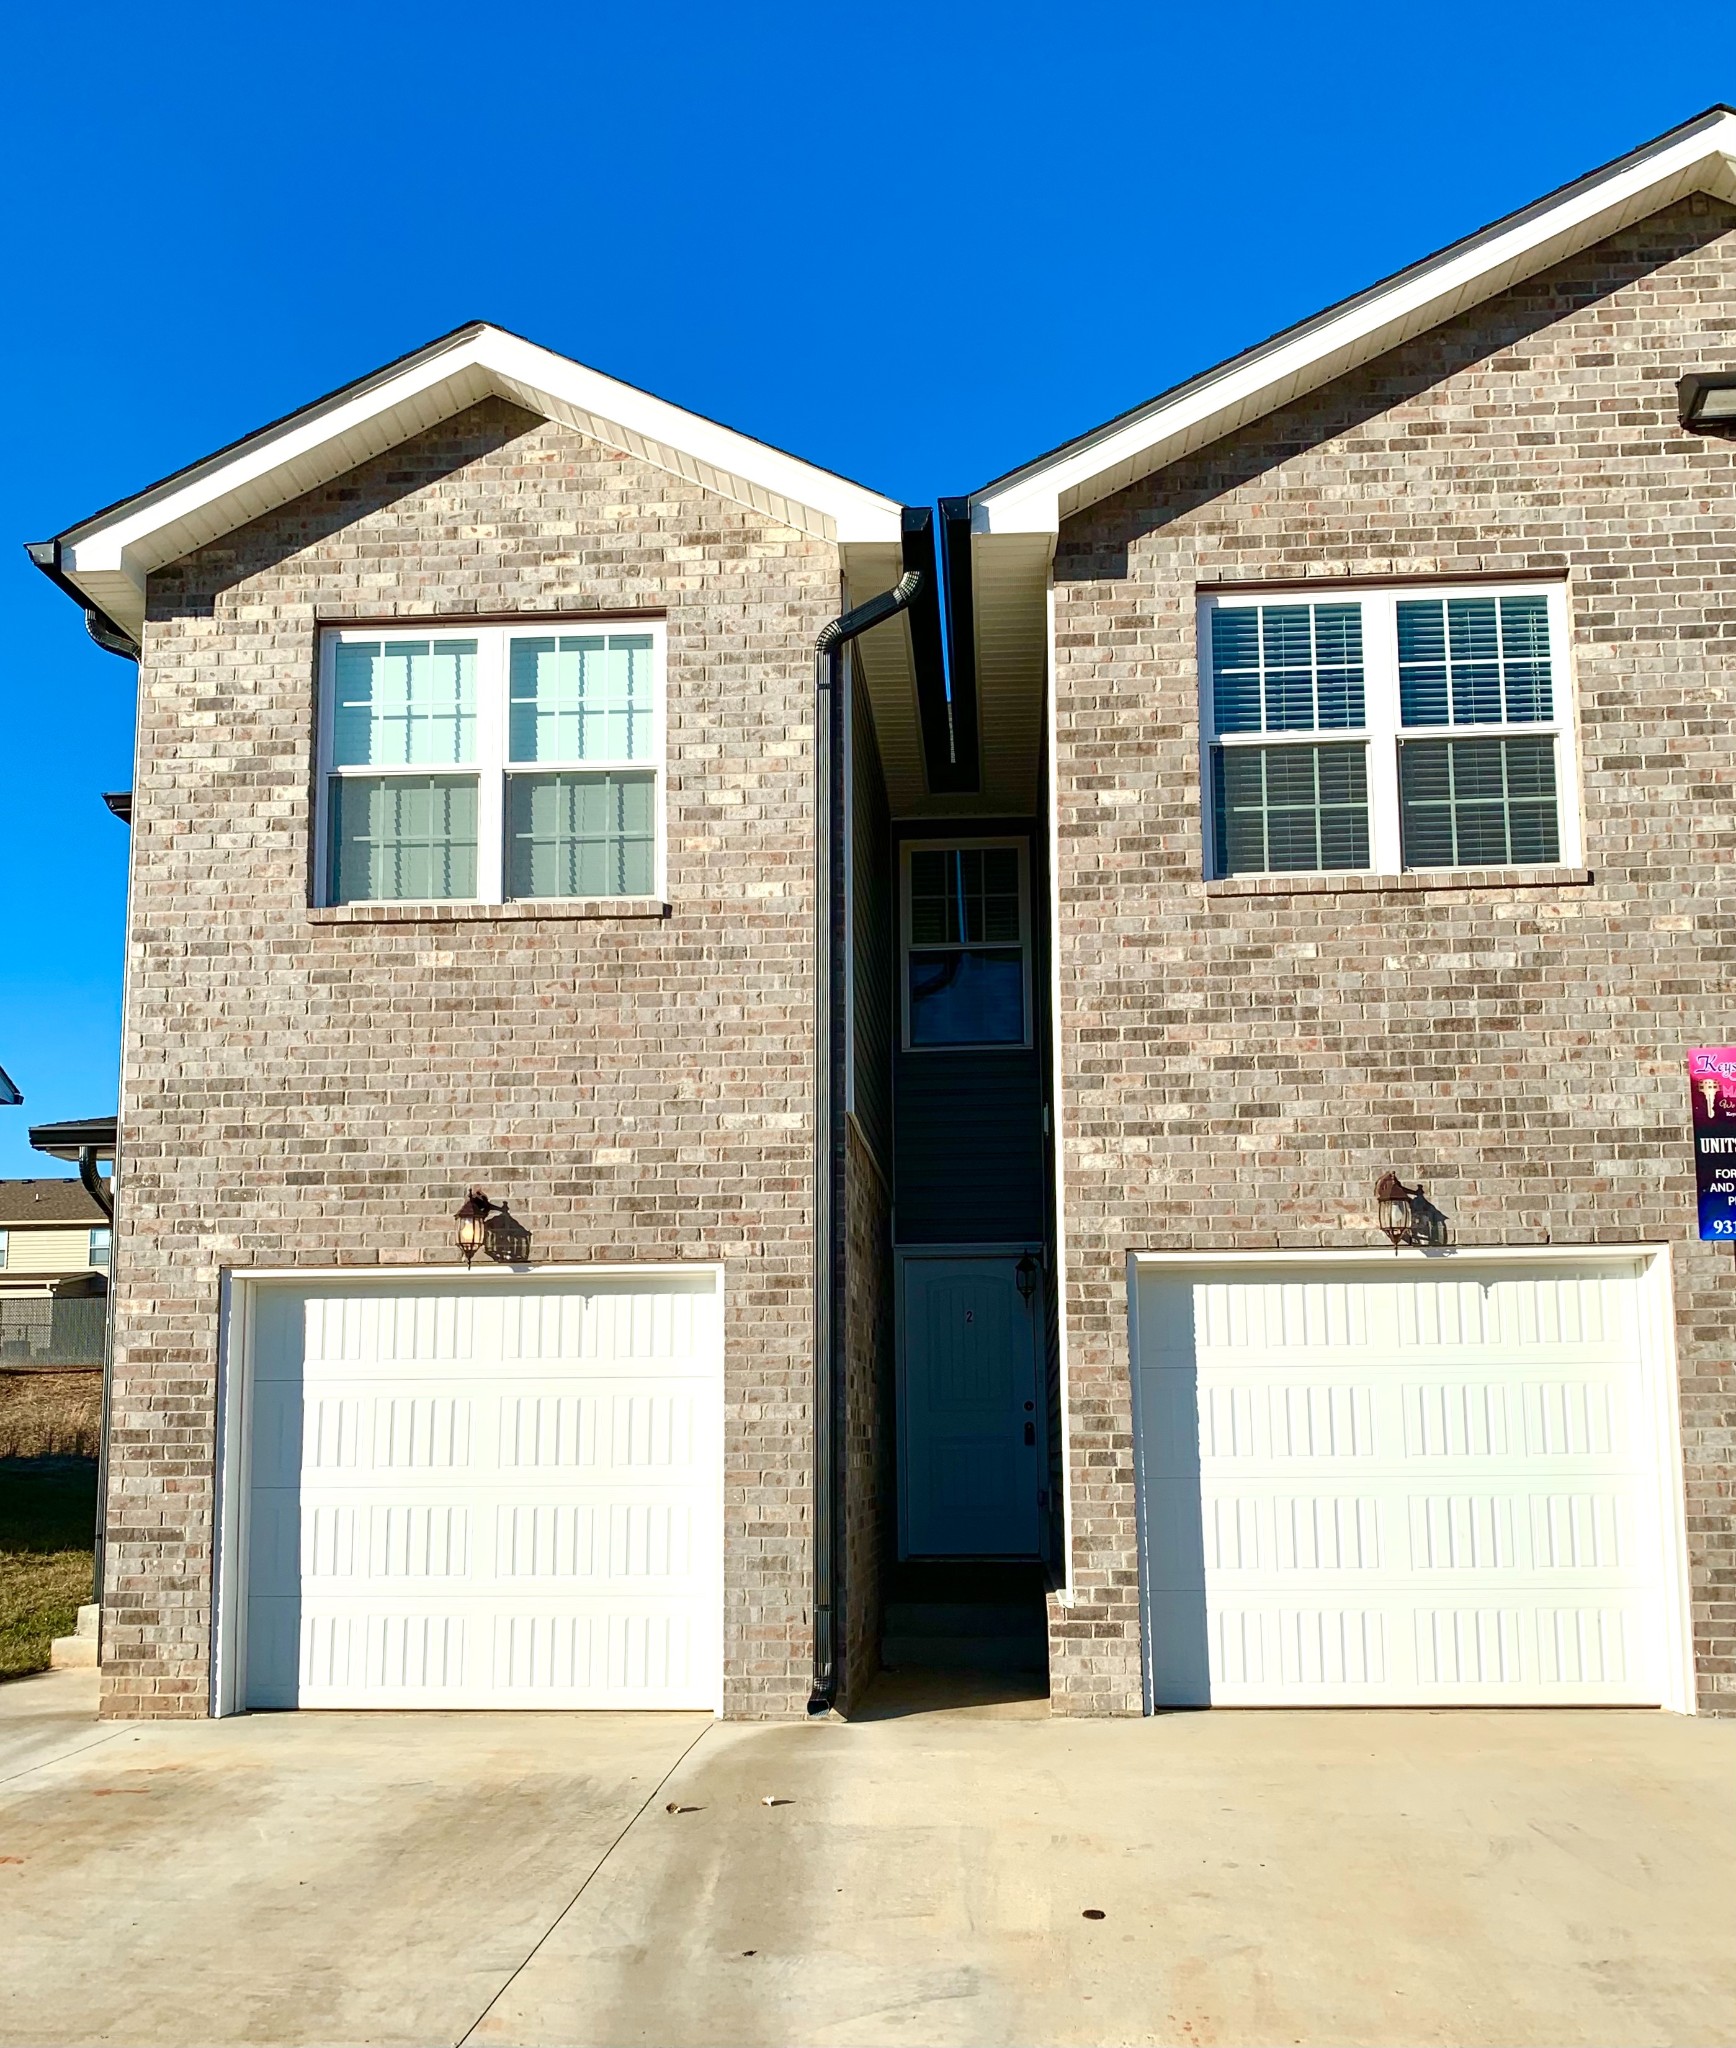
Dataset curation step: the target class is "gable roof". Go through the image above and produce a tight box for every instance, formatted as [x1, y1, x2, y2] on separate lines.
[31, 323, 904, 642]
[972, 106, 1736, 534]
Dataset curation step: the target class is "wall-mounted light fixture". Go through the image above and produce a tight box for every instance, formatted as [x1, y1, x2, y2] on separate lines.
[1375, 1173, 1449, 1251]
[1014, 1252, 1040, 1304]
[1679, 372, 1736, 432]
[455, 1188, 500, 1266]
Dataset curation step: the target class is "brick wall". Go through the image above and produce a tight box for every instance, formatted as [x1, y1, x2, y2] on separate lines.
[1048, 197, 1736, 1714]
[106, 397, 837, 1718]
[841, 1121, 893, 1709]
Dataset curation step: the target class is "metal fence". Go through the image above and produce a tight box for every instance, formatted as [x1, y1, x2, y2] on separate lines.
[0, 1294, 108, 1367]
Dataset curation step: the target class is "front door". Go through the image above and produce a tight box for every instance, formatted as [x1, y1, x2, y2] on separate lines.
[899, 1254, 1043, 1558]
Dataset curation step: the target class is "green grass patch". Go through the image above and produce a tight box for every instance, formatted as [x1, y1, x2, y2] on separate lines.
[0, 1457, 98, 1681]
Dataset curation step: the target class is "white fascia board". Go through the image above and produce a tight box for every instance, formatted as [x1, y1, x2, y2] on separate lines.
[57, 327, 901, 637]
[976, 117, 1736, 535]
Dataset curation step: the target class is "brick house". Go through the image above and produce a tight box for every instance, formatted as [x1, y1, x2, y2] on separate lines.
[30, 107, 1736, 1720]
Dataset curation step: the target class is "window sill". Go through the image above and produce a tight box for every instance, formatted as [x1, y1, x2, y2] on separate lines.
[1204, 866, 1592, 898]
[308, 897, 671, 924]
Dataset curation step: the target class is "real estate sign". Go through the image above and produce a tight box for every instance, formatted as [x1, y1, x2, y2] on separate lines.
[1688, 1047, 1736, 1239]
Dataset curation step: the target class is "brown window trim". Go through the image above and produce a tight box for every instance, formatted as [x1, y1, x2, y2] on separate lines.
[1197, 568, 1570, 596]
[313, 607, 668, 629]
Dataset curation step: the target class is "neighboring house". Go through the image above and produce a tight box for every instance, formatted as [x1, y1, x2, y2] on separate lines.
[27, 107, 1736, 1723]
[0, 1178, 111, 1365]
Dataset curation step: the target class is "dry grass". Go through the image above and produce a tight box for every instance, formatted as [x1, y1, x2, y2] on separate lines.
[0, 1369, 101, 1459]
[0, 1372, 100, 1679]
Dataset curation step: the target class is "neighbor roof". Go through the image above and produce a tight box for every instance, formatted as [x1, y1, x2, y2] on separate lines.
[0, 1179, 110, 1227]
[26, 1116, 117, 1161]
[972, 106, 1736, 533]
[31, 322, 905, 642]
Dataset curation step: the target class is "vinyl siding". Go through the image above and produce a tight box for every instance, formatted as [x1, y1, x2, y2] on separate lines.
[893, 1049, 1044, 1243]
[1, 1226, 101, 1275]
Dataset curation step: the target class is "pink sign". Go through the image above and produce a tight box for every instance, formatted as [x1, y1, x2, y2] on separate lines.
[1688, 1048, 1736, 1240]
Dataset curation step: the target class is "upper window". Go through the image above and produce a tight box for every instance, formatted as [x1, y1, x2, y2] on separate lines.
[902, 840, 1031, 1050]
[317, 623, 664, 905]
[0, 1230, 7, 1271]
[89, 1228, 111, 1271]
[1200, 585, 1577, 879]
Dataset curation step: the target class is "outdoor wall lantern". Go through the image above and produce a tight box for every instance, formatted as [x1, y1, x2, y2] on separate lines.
[1375, 1173, 1448, 1251]
[1015, 1253, 1040, 1304]
[1678, 372, 1736, 432]
[455, 1188, 500, 1266]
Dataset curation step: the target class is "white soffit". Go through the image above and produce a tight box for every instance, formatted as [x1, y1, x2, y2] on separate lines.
[49, 325, 903, 639]
[973, 109, 1736, 535]
[845, 541, 928, 815]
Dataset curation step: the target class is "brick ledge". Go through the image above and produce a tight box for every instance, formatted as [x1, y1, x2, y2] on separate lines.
[308, 897, 672, 924]
[1205, 866, 1593, 898]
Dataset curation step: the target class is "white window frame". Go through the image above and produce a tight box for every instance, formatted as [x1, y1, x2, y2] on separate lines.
[0, 1230, 8, 1271]
[899, 836, 1034, 1053]
[314, 620, 667, 907]
[1198, 582, 1582, 880]
[88, 1227, 111, 1271]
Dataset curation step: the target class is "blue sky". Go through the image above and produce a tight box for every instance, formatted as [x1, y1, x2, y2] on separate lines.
[0, 1, 1715, 1175]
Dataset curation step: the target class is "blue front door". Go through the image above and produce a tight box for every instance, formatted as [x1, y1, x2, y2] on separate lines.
[899, 1255, 1043, 1558]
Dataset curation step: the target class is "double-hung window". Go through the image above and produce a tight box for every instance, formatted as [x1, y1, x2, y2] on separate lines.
[318, 622, 664, 905]
[901, 839, 1032, 1049]
[89, 1228, 111, 1271]
[1200, 584, 1577, 879]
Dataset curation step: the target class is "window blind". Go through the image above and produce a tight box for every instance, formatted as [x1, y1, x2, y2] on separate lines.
[1211, 602, 1364, 733]
[331, 776, 479, 903]
[1212, 743, 1370, 876]
[1399, 736, 1559, 868]
[1397, 595, 1552, 726]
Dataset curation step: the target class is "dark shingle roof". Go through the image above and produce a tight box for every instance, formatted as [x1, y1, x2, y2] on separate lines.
[0, 1179, 111, 1227]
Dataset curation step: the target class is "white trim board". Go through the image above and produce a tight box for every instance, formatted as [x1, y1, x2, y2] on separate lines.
[974, 109, 1736, 535]
[1125, 1244, 1695, 1715]
[212, 1262, 727, 1718]
[49, 324, 902, 641]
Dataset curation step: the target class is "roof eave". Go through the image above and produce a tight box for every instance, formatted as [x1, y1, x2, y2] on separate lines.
[973, 107, 1736, 535]
[34, 325, 903, 640]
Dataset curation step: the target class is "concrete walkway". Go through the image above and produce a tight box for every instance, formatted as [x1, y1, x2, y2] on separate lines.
[2, 1668, 1733, 2047]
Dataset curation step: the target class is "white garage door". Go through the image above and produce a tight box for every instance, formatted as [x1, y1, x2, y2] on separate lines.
[235, 1272, 722, 1710]
[1130, 1256, 1686, 1708]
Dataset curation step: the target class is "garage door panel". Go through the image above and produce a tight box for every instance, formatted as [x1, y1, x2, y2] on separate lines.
[1189, 1267, 1637, 1362]
[1191, 1596, 1651, 1703]
[496, 1499, 698, 1583]
[247, 1597, 708, 1710]
[491, 1607, 698, 1701]
[497, 1382, 708, 1472]
[1132, 1260, 1677, 1708]
[250, 1383, 478, 1482]
[240, 1276, 722, 1711]
[1186, 1481, 1644, 1582]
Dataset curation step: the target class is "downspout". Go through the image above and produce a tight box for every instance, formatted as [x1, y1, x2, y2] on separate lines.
[808, 566, 922, 1717]
[84, 1145, 115, 1614]
[23, 545, 136, 1647]
[77, 1145, 114, 1221]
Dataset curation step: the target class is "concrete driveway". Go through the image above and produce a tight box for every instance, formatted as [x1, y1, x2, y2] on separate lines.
[2, 1668, 1733, 2048]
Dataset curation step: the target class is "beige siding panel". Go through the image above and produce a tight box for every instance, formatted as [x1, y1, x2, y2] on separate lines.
[5, 1226, 98, 1275]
